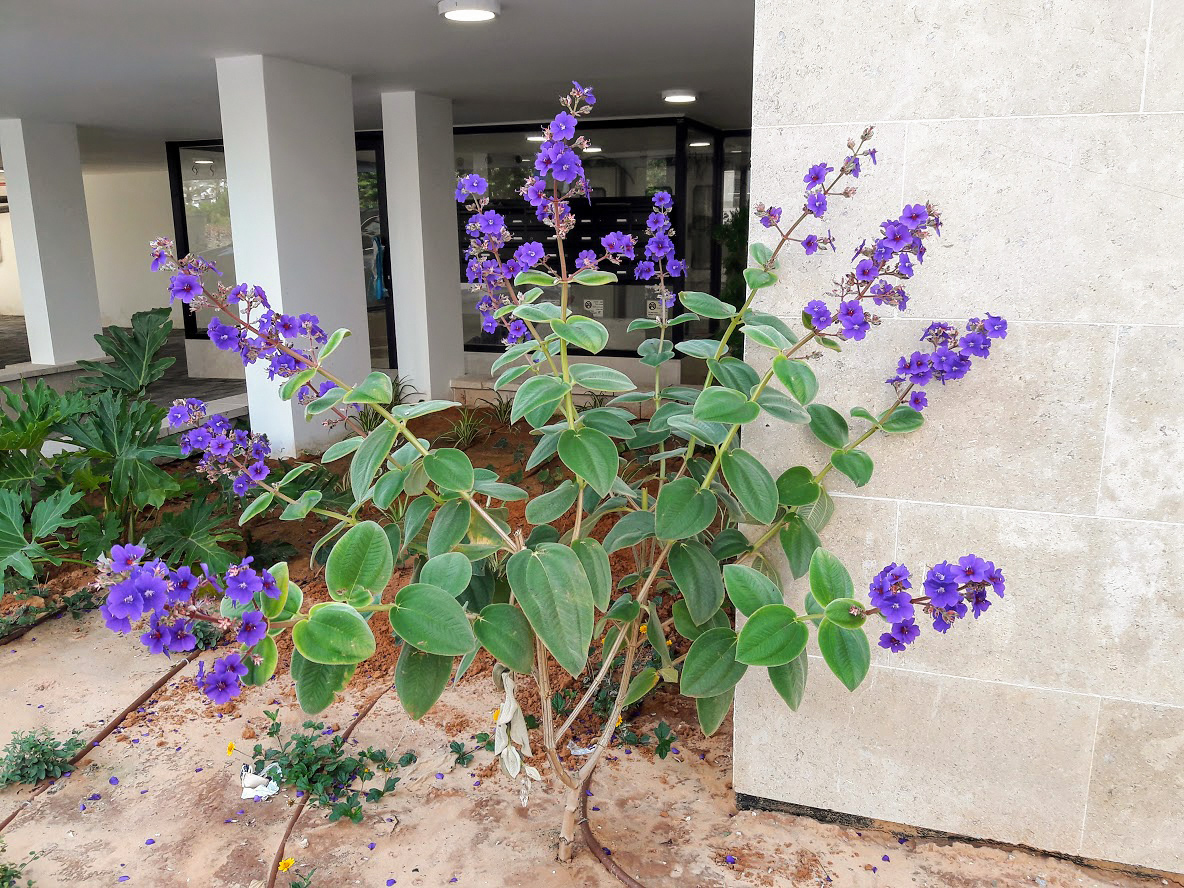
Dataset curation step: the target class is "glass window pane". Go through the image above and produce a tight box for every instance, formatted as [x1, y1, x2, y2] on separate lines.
[178, 146, 233, 338]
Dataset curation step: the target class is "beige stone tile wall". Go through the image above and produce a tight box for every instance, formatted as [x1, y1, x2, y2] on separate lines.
[736, 0, 1183, 874]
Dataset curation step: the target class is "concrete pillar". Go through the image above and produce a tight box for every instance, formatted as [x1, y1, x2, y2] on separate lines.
[0, 119, 103, 365]
[216, 55, 370, 456]
[381, 91, 465, 399]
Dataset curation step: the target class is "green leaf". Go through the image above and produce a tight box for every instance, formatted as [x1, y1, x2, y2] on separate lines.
[736, 604, 808, 667]
[711, 528, 751, 561]
[696, 689, 734, 737]
[494, 365, 530, 390]
[390, 583, 476, 656]
[824, 597, 867, 629]
[671, 599, 730, 641]
[572, 268, 618, 286]
[350, 423, 399, 502]
[779, 516, 822, 580]
[279, 367, 317, 402]
[569, 363, 636, 393]
[280, 489, 322, 521]
[720, 448, 778, 524]
[742, 323, 793, 352]
[551, 316, 610, 354]
[525, 480, 578, 525]
[850, 406, 880, 426]
[767, 651, 808, 711]
[707, 357, 760, 393]
[514, 269, 558, 288]
[807, 403, 849, 449]
[723, 564, 782, 617]
[143, 498, 239, 575]
[373, 464, 411, 510]
[800, 486, 835, 534]
[809, 548, 853, 606]
[511, 375, 570, 426]
[675, 338, 725, 360]
[667, 415, 730, 447]
[419, 552, 473, 598]
[243, 636, 279, 686]
[306, 385, 345, 417]
[325, 520, 394, 601]
[557, 427, 618, 496]
[581, 408, 637, 440]
[669, 540, 726, 625]
[881, 405, 925, 434]
[322, 435, 363, 463]
[775, 466, 821, 507]
[342, 371, 394, 406]
[291, 650, 355, 714]
[321, 327, 350, 359]
[622, 667, 661, 706]
[817, 622, 871, 691]
[475, 603, 536, 673]
[506, 544, 595, 677]
[655, 477, 717, 541]
[772, 356, 818, 404]
[76, 307, 175, 396]
[693, 387, 760, 425]
[749, 242, 773, 266]
[830, 449, 873, 487]
[394, 645, 453, 720]
[679, 290, 736, 319]
[427, 500, 470, 557]
[742, 267, 777, 290]
[680, 627, 747, 698]
[292, 602, 376, 665]
[423, 448, 475, 492]
[627, 318, 661, 332]
[755, 388, 809, 424]
[571, 538, 612, 611]
[603, 510, 656, 553]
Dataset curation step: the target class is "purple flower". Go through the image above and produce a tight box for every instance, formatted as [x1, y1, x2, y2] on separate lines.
[983, 314, 1008, 339]
[201, 669, 241, 705]
[168, 273, 202, 304]
[900, 203, 929, 230]
[474, 211, 504, 237]
[634, 261, 656, 281]
[169, 620, 197, 652]
[207, 435, 234, 459]
[923, 562, 961, 608]
[909, 390, 928, 411]
[100, 604, 131, 634]
[109, 776, 119, 786]
[803, 162, 833, 189]
[232, 474, 251, 496]
[106, 580, 144, 622]
[454, 173, 487, 202]
[837, 301, 869, 340]
[224, 567, 262, 607]
[246, 461, 269, 482]
[513, 242, 546, 268]
[804, 300, 832, 329]
[110, 544, 146, 571]
[801, 234, 820, 255]
[956, 554, 989, 584]
[667, 258, 686, 277]
[652, 191, 673, 210]
[897, 352, 933, 386]
[987, 563, 1006, 597]
[150, 249, 168, 272]
[760, 206, 783, 229]
[601, 231, 635, 259]
[644, 233, 675, 260]
[806, 191, 827, 218]
[880, 222, 911, 253]
[207, 318, 241, 352]
[550, 112, 578, 141]
[140, 616, 172, 655]
[646, 211, 670, 233]
[931, 345, 970, 382]
[259, 570, 280, 599]
[896, 252, 914, 279]
[134, 573, 169, 614]
[960, 331, 991, 358]
[576, 250, 598, 269]
[166, 405, 190, 428]
[854, 259, 879, 283]
[236, 611, 268, 647]
[217, 652, 249, 678]
[551, 150, 583, 183]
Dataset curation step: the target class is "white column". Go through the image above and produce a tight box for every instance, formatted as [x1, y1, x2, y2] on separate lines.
[0, 119, 103, 365]
[216, 55, 370, 456]
[381, 91, 465, 399]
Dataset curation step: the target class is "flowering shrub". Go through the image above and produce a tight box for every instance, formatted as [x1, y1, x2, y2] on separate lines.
[95, 83, 1007, 861]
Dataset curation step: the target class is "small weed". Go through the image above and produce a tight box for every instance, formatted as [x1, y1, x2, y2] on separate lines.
[492, 436, 510, 451]
[653, 721, 676, 759]
[479, 390, 514, 426]
[438, 408, 486, 450]
[0, 837, 38, 888]
[248, 711, 415, 823]
[449, 732, 494, 767]
[192, 620, 224, 651]
[391, 374, 422, 407]
[287, 868, 316, 888]
[0, 730, 84, 786]
[550, 688, 577, 718]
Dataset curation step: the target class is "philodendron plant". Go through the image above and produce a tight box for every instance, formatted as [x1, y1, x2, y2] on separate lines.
[95, 83, 1007, 862]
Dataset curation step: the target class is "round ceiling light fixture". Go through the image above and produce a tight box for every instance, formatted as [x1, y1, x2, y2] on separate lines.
[438, 0, 500, 22]
[662, 89, 697, 104]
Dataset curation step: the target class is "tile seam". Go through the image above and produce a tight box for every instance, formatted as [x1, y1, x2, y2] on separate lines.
[1077, 698, 1104, 853]
[1093, 327, 1122, 515]
[1140, 0, 1156, 113]
[752, 109, 1184, 130]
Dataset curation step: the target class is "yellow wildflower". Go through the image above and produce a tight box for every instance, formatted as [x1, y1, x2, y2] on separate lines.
[639, 624, 648, 634]
[226, 742, 235, 756]
[492, 708, 500, 722]
[277, 858, 295, 873]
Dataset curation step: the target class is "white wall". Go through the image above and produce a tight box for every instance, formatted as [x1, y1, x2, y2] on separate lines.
[0, 164, 179, 328]
[0, 213, 19, 314]
[84, 167, 180, 327]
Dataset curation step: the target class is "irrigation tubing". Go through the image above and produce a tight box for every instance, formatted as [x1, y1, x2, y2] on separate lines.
[579, 772, 650, 888]
[0, 605, 69, 646]
[0, 655, 195, 834]
[264, 684, 393, 888]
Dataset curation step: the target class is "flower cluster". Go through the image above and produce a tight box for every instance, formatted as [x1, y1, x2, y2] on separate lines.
[634, 191, 686, 308]
[98, 545, 280, 704]
[868, 556, 1005, 652]
[166, 397, 272, 496]
[887, 314, 1008, 411]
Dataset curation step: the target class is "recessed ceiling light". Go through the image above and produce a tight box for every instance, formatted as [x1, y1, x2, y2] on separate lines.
[193, 159, 215, 165]
[688, 141, 710, 148]
[438, 0, 500, 22]
[583, 146, 602, 153]
[662, 89, 697, 104]
[525, 135, 546, 142]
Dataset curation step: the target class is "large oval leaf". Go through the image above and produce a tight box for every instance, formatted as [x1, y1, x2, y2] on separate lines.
[571, 537, 612, 612]
[557, 427, 618, 497]
[569, 363, 636, 394]
[395, 644, 453, 720]
[475, 603, 536, 673]
[390, 583, 476, 656]
[349, 423, 399, 502]
[603, 510, 656, 553]
[423, 448, 475, 492]
[723, 564, 782, 617]
[506, 544, 594, 677]
[325, 520, 394, 601]
[817, 621, 870, 691]
[525, 479, 578, 525]
[243, 635, 279, 686]
[426, 499, 470, 557]
[720, 448, 778, 524]
[655, 477, 717, 541]
[551, 316, 609, 353]
[808, 548, 853, 606]
[772, 355, 818, 404]
[419, 551, 473, 598]
[736, 604, 808, 666]
[291, 649, 355, 714]
[807, 403, 849, 448]
[669, 540, 725, 626]
[830, 449, 874, 487]
[767, 650, 808, 710]
[671, 599, 730, 642]
[695, 688, 734, 737]
[292, 602, 376, 666]
[680, 627, 747, 698]
[693, 387, 760, 425]
[511, 375, 570, 426]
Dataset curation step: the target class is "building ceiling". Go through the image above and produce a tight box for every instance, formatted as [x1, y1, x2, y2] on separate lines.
[0, 0, 755, 168]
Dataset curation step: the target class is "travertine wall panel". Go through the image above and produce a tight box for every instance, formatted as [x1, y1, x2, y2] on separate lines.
[737, 0, 1184, 873]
